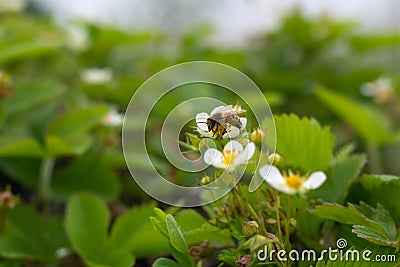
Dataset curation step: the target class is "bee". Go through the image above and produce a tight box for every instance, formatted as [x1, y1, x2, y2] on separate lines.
[196, 105, 246, 139]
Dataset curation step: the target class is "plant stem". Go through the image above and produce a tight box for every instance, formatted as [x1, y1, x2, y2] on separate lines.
[0, 208, 5, 234]
[233, 187, 247, 219]
[271, 190, 283, 245]
[284, 195, 292, 256]
[38, 157, 55, 216]
[366, 143, 382, 173]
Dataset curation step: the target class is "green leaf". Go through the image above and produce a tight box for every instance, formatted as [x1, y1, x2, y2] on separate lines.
[166, 214, 188, 254]
[150, 217, 169, 238]
[51, 157, 120, 202]
[315, 87, 395, 145]
[0, 260, 22, 267]
[218, 249, 242, 266]
[110, 203, 168, 258]
[153, 207, 168, 222]
[174, 210, 231, 245]
[0, 158, 40, 187]
[310, 202, 399, 247]
[0, 41, 59, 65]
[2, 82, 64, 117]
[45, 135, 92, 157]
[47, 105, 110, 138]
[314, 154, 366, 203]
[349, 174, 400, 223]
[263, 114, 333, 171]
[165, 215, 194, 267]
[0, 205, 68, 263]
[152, 258, 181, 267]
[65, 192, 109, 262]
[0, 205, 44, 260]
[359, 174, 399, 189]
[100, 249, 135, 267]
[0, 137, 43, 158]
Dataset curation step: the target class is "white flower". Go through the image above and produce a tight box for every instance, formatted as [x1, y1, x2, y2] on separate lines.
[360, 76, 395, 104]
[195, 105, 247, 139]
[259, 165, 326, 195]
[66, 25, 90, 52]
[204, 141, 255, 171]
[102, 110, 123, 127]
[80, 67, 113, 85]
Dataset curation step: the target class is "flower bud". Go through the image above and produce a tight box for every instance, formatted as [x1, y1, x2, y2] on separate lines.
[242, 220, 259, 236]
[267, 152, 283, 165]
[232, 103, 246, 115]
[0, 190, 19, 209]
[236, 255, 251, 265]
[249, 234, 268, 252]
[200, 176, 213, 186]
[250, 128, 264, 147]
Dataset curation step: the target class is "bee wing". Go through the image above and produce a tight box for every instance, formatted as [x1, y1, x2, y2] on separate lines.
[210, 105, 230, 116]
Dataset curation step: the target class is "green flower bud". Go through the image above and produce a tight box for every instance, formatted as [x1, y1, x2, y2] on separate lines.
[242, 220, 259, 236]
[249, 234, 268, 252]
[267, 152, 283, 165]
[250, 128, 264, 147]
[200, 176, 213, 186]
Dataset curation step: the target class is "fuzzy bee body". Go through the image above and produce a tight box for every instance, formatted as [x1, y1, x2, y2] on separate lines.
[197, 105, 245, 139]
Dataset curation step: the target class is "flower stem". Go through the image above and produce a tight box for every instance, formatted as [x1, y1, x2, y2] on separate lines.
[271, 190, 283, 245]
[366, 143, 382, 173]
[233, 186, 247, 219]
[284, 195, 292, 255]
[38, 157, 55, 216]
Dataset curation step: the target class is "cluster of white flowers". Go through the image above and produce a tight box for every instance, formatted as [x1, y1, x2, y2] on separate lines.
[196, 104, 327, 195]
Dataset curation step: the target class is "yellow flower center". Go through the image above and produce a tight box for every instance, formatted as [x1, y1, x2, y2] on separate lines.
[223, 149, 237, 166]
[285, 174, 303, 189]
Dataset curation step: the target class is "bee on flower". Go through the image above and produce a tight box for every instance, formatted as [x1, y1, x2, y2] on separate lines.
[203, 140, 255, 171]
[195, 105, 247, 139]
[259, 165, 326, 195]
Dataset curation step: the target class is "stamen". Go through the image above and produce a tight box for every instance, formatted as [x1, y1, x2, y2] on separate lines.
[285, 174, 303, 189]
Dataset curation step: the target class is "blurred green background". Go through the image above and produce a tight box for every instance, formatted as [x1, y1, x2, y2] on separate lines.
[0, 1, 399, 266]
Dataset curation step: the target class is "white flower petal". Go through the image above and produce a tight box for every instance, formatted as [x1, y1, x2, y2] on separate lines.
[234, 142, 255, 165]
[195, 112, 210, 131]
[277, 185, 298, 195]
[197, 127, 215, 138]
[259, 165, 283, 183]
[223, 140, 243, 156]
[302, 171, 327, 190]
[223, 125, 240, 139]
[240, 117, 247, 129]
[210, 105, 229, 116]
[203, 148, 226, 169]
[259, 165, 296, 194]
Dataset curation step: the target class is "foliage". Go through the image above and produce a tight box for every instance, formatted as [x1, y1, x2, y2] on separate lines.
[0, 5, 399, 267]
